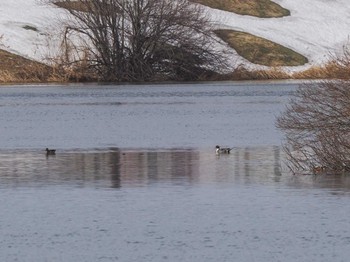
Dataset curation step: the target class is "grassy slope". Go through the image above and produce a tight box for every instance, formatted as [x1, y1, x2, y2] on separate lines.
[195, 0, 307, 67]
[215, 29, 308, 66]
[0, 49, 54, 83]
[192, 0, 290, 18]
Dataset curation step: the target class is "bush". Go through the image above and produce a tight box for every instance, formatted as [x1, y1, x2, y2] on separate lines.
[276, 80, 350, 174]
[53, 0, 227, 82]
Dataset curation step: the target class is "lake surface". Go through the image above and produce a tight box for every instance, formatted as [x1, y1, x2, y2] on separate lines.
[0, 81, 291, 149]
[1, 82, 350, 262]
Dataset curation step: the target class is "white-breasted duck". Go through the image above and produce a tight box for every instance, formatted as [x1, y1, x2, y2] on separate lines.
[215, 145, 231, 154]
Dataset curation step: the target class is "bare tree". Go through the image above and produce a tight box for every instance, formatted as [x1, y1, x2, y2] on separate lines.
[276, 80, 350, 174]
[52, 0, 227, 81]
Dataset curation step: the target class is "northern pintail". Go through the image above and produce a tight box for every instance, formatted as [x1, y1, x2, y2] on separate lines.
[215, 145, 232, 154]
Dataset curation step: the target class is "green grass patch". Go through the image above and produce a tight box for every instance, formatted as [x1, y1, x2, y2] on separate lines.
[191, 0, 290, 18]
[215, 29, 308, 67]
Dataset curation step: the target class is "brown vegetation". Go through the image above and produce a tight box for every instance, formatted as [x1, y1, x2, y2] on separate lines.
[215, 29, 308, 67]
[0, 49, 57, 83]
[293, 60, 350, 80]
[191, 0, 290, 18]
[277, 80, 350, 174]
[219, 65, 289, 80]
[54, 1, 89, 12]
[277, 46, 350, 174]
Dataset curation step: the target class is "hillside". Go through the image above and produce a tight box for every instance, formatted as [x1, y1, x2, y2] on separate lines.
[0, 49, 53, 83]
[0, 0, 349, 79]
[206, 0, 350, 71]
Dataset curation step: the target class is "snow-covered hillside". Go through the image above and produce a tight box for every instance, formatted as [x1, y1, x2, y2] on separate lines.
[0, 0, 349, 71]
[0, 1, 62, 60]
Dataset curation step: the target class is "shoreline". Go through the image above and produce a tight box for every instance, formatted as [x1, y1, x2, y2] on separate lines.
[0, 78, 326, 87]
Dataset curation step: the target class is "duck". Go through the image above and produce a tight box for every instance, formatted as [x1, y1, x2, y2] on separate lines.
[215, 145, 232, 154]
[46, 148, 56, 155]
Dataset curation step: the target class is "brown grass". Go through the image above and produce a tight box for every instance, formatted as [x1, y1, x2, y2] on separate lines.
[55, 0, 290, 18]
[54, 1, 91, 12]
[215, 29, 308, 67]
[0, 49, 62, 83]
[220, 65, 290, 80]
[191, 0, 290, 18]
[54, 0, 290, 18]
[292, 60, 350, 79]
[0, 47, 98, 83]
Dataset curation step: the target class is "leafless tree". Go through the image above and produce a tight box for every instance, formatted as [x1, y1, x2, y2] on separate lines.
[52, 0, 227, 81]
[276, 80, 350, 174]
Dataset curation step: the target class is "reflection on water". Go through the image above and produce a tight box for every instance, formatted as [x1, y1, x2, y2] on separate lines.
[2, 147, 350, 262]
[1, 146, 350, 193]
[0, 148, 200, 189]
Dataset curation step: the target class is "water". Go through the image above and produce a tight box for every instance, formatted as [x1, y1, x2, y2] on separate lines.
[1, 81, 350, 262]
[0, 81, 291, 149]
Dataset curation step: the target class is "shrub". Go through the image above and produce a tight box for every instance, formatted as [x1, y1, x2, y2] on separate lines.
[276, 80, 350, 174]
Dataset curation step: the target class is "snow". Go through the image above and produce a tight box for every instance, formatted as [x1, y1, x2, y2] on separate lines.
[0, 1, 63, 60]
[209, 0, 350, 70]
[0, 0, 349, 70]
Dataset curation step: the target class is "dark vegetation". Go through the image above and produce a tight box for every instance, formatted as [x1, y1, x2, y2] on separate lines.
[52, 0, 227, 82]
[277, 80, 350, 174]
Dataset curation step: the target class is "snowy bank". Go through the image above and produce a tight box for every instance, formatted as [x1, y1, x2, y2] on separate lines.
[0, 0, 349, 70]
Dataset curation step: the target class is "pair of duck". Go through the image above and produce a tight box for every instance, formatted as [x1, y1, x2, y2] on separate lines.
[47, 147, 230, 155]
[215, 145, 232, 154]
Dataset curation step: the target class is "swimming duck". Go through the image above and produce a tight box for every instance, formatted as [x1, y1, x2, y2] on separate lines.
[215, 145, 231, 154]
[46, 148, 56, 155]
